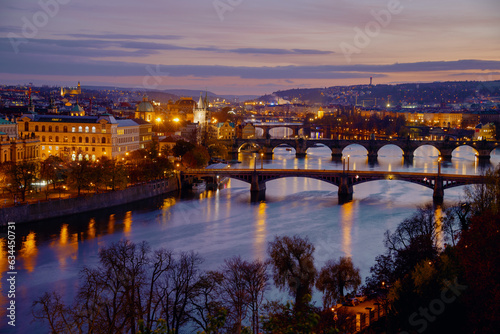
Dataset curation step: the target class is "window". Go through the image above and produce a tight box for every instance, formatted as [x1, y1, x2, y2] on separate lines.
[49, 136, 52, 142]
[79, 137, 83, 143]
[72, 127, 76, 133]
[72, 136, 76, 143]
[55, 126, 59, 132]
[25, 122, 29, 131]
[49, 126, 52, 132]
[55, 136, 59, 142]
[85, 126, 89, 133]
[78, 126, 83, 132]
[101, 137, 106, 144]
[85, 137, 89, 143]
[64, 126, 68, 132]
[64, 136, 68, 142]
[35, 125, 39, 131]
[91, 126, 96, 133]
[42, 125, 45, 132]
[92, 147, 95, 152]
[42, 146, 45, 150]
[42, 136, 46, 142]
[102, 148, 106, 152]
[92, 137, 95, 143]
[56, 146, 59, 151]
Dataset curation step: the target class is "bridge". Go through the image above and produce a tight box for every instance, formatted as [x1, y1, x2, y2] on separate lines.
[181, 168, 488, 204]
[218, 138, 500, 161]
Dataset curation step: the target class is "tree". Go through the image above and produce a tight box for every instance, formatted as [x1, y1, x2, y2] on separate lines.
[182, 146, 210, 168]
[220, 257, 250, 334]
[4, 161, 38, 202]
[172, 140, 195, 158]
[98, 157, 128, 191]
[189, 271, 227, 333]
[384, 204, 441, 277]
[32, 241, 204, 334]
[267, 235, 317, 310]
[67, 159, 95, 196]
[242, 259, 268, 334]
[316, 256, 361, 308]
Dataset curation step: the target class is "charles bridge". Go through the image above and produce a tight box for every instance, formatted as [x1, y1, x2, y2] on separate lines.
[181, 168, 488, 204]
[218, 138, 500, 161]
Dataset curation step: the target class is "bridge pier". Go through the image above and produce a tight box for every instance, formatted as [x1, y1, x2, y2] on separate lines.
[262, 146, 274, 158]
[439, 148, 453, 162]
[250, 172, 266, 202]
[331, 147, 343, 160]
[338, 175, 353, 204]
[433, 177, 444, 204]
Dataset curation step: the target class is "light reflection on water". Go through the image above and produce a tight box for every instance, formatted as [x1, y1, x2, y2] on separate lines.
[0, 145, 499, 333]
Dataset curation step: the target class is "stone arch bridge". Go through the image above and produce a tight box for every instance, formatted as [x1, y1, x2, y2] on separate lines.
[181, 168, 487, 204]
[219, 138, 499, 161]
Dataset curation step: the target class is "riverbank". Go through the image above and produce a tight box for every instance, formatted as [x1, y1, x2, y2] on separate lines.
[0, 176, 179, 224]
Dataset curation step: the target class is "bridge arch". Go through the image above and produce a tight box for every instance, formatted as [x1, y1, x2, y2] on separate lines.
[237, 142, 261, 153]
[341, 143, 369, 156]
[377, 144, 405, 157]
[414, 144, 441, 158]
[450, 145, 479, 159]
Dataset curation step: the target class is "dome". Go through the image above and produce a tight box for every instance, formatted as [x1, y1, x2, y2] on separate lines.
[136, 95, 154, 112]
[70, 104, 84, 112]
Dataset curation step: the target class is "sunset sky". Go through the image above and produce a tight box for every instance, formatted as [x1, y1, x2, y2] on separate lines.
[1, 0, 499, 95]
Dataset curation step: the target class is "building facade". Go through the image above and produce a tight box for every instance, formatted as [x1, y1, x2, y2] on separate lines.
[18, 114, 120, 161]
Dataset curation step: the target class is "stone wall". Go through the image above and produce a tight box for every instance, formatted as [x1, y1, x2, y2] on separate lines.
[0, 176, 179, 224]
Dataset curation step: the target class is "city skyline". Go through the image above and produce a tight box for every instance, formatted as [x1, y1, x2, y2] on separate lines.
[1, 0, 499, 94]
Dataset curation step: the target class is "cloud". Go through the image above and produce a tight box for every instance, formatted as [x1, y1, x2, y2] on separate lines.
[63, 33, 183, 40]
[0, 37, 333, 57]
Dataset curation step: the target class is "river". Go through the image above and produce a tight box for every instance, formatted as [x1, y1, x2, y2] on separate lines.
[1, 144, 499, 333]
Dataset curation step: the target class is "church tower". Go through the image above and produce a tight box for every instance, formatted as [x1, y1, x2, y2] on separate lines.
[193, 92, 209, 126]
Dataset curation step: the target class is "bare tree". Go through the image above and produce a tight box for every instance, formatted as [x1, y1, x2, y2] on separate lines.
[189, 270, 226, 333]
[220, 256, 250, 334]
[267, 235, 317, 310]
[32, 241, 203, 334]
[242, 259, 268, 334]
[316, 256, 361, 307]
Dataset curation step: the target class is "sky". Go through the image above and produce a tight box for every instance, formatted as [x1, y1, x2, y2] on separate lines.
[0, 0, 499, 95]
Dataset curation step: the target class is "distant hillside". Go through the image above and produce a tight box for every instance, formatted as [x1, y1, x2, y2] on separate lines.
[257, 80, 500, 105]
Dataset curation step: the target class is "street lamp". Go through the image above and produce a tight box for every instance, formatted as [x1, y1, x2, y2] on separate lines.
[331, 307, 338, 329]
[260, 152, 264, 169]
[438, 157, 442, 175]
[347, 155, 350, 172]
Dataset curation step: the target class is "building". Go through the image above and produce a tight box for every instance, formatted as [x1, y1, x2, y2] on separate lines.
[133, 118, 153, 149]
[60, 82, 82, 97]
[18, 113, 122, 161]
[135, 95, 155, 122]
[70, 103, 85, 116]
[116, 119, 140, 155]
[159, 134, 182, 155]
[217, 121, 235, 139]
[193, 93, 210, 127]
[474, 123, 496, 140]
[0, 117, 18, 138]
[0, 132, 40, 163]
[242, 123, 256, 139]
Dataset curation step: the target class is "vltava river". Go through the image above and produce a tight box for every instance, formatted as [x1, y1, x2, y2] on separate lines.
[1, 144, 499, 333]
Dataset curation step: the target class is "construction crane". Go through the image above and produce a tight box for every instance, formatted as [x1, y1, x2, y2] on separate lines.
[0, 87, 40, 107]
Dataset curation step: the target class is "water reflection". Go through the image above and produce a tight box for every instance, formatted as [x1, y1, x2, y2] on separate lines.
[20, 232, 38, 272]
[254, 202, 267, 260]
[51, 224, 78, 268]
[123, 211, 133, 235]
[340, 201, 355, 257]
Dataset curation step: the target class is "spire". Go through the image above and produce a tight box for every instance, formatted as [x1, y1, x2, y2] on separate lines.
[198, 92, 204, 109]
[204, 90, 209, 109]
